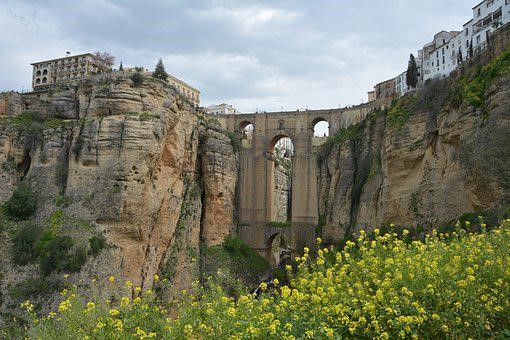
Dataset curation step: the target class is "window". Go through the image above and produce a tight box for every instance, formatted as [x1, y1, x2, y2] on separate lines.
[42, 77, 47, 83]
[442, 56, 445, 64]
[477, 8, 481, 17]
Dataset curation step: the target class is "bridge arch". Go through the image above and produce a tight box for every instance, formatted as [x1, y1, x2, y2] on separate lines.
[266, 232, 290, 267]
[311, 117, 330, 137]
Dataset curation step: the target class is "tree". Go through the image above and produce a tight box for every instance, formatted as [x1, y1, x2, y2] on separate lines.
[152, 58, 168, 81]
[119, 61, 124, 71]
[406, 53, 418, 88]
[93, 51, 115, 73]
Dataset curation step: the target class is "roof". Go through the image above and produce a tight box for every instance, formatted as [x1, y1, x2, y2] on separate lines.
[472, 0, 486, 10]
[30, 53, 95, 65]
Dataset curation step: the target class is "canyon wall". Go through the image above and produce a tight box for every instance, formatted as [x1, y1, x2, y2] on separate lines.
[0, 73, 238, 317]
[317, 70, 510, 243]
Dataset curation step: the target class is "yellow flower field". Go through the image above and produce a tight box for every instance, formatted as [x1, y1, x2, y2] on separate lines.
[25, 221, 510, 339]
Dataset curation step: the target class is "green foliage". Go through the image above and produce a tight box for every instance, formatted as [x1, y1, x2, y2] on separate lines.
[317, 124, 361, 164]
[38, 235, 87, 276]
[11, 222, 42, 265]
[139, 112, 161, 121]
[266, 221, 291, 228]
[456, 46, 510, 108]
[42, 118, 72, 130]
[201, 236, 269, 291]
[130, 71, 144, 86]
[3, 182, 37, 220]
[9, 276, 62, 301]
[227, 131, 241, 153]
[88, 234, 107, 256]
[406, 53, 418, 88]
[54, 195, 73, 208]
[387, 104, 412, 127]
[152, 58, 169, 81]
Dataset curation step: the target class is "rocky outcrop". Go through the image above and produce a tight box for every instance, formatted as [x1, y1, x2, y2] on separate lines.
[0, 73, 239, 317]
[317, 73, 510, 243]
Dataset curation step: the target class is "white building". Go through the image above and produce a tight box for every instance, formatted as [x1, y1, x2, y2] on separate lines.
[422, 31, 462, 81]
[207, 103, 240, 115]
[422, 0, 510, 82]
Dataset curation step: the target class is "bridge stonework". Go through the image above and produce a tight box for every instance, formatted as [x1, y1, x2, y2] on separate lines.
[215, 104, 376, 256]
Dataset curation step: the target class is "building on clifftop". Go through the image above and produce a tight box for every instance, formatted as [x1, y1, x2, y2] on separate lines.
[31, 53, 104, 91]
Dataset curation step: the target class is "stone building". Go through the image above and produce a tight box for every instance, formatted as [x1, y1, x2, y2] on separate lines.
[31, 53, 103, 90]
[374, 78, 396, 100]
[167, 74, 200, 106]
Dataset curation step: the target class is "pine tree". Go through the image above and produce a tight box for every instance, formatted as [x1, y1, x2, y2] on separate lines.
[406, 54, 418, 88]
[119, 62, 124, 71]
[152, 58, 168, 81]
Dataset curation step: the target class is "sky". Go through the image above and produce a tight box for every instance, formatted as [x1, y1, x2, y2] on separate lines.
[0, 0, 475, 112]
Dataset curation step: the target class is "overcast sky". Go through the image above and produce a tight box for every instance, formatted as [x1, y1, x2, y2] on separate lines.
[0, 0, 474, 112]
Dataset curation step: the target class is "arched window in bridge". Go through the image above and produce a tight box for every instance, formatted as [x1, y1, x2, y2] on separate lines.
[312, 118, 330, 137]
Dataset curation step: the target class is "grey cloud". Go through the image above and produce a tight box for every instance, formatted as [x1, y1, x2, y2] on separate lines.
[1, 0, 471, 111]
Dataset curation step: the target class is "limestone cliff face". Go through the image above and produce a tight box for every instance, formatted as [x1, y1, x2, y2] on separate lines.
[317, 74, 510, 243]
[0, 73, 238, 311]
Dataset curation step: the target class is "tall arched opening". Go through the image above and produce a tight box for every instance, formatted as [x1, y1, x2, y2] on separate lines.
[267, 134, 294, 225]
[312, 117, 330, 137]
[266, 233, 290, 267]
[238, 121, 254, 140]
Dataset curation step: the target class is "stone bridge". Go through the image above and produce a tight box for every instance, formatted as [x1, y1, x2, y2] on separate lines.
[214, 104, 377, 258]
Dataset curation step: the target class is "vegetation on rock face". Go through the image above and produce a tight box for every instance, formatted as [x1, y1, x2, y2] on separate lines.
[3, 182, 37, 220]
[200, 236, 270, 293]
[267, 221, 291, 228]
[10, 210, 102, 275]
[317, 124, 362, 164]
[23, 222, 510, 339]
[130, 70, 144, 86]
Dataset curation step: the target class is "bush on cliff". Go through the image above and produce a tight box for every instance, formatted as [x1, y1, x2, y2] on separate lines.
[3, 182, 37, 220]
[25, 221, 510, 339]
[11, 222, 42, 265]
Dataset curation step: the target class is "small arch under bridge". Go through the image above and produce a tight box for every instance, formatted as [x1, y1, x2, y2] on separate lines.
[213, 105, 376, 257]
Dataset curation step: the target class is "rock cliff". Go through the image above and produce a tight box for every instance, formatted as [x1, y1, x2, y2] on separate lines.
[0, 73, 238, 318]
[317, 55, 510, 243]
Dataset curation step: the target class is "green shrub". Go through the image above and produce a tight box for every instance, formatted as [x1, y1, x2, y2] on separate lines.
[38, 235, 74, 275]
[3, 182, 37, 220]
[9, 276, 62, 301]
[88, 234, 106, 256]
[11, 222, 42, 265]
[65, 245, 88, 272]
[266, 221, 291, 228]
[54, 195, 73, 208]
[130, 72, 144, 86]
